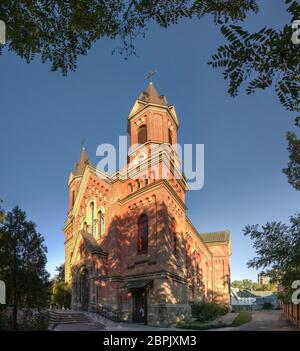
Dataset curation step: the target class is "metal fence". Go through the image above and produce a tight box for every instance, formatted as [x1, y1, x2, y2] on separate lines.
[282, 303, 300, 328]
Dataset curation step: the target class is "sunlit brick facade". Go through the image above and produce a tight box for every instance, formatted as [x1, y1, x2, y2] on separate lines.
[64, 83, 231, 327]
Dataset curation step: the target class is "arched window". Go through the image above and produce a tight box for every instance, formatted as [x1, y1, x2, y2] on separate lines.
[168, 129, 173, 145]
[137, 214, 148, 253]
[72, 190, 75, 207]
[138, 125, 147, 144]
[170, 151, 175, 176]
[136, 179, 141, 189]
[150, 171, 156, 182]
[98, 210, 105, 238]
[171, 218, 177, 255]
[90, 202, 95, 236]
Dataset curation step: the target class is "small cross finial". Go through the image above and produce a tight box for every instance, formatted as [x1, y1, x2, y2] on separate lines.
[81, 138, 86, 149]
[144, 70, 157, 83]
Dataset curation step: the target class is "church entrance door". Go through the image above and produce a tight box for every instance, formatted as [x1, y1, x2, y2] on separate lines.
[132, 288, 147, 324]
[79, 267, 89, 311]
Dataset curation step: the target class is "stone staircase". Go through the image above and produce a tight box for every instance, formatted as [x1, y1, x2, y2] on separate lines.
[48, 310, 93, 329]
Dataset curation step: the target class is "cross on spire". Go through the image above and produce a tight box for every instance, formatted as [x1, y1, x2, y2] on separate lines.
[144, 70, 157, 83]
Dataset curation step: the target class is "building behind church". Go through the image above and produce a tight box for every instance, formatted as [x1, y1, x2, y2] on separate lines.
[64, 83, 231, 327]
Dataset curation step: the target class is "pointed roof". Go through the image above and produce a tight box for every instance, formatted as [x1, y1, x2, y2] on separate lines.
[138, 82, 168, 106]
[81, 231, 108, 257]
[73, 147, 90, 176]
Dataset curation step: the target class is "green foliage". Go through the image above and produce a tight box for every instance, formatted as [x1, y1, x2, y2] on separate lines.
[232, 279, 254, 290]
[0, 309, 12, 330]
[231, 311, 251, 327]
[0, 0, 258, 75]
[252, 282, 277, 292]
[55, 263, 65, 282]
[232, 280, 278, 292]
[51, 281, 71, 309]
[0, 206, 50, 328]
[0, 309, 49, 331]
[244, 213, 300, 302]
[209, 0, 300, 123]
[177, 319, 227, 330]
[191, 300, 229, 322]
[0, 198, 4, 223]
[283, 132, 300, 190]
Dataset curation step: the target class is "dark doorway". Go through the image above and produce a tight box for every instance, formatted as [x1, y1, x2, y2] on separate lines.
[79, 267, 89, 311]
[132, 288, 147, 324]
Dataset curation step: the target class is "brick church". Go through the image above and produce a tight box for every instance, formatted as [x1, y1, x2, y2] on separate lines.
[64, 82, 231, 327]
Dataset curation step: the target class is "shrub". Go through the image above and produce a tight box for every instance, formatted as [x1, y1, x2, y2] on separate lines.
[191, 301, 229, 322]
[18, 310, 49, 330]
[0, 311, 13, 330]
[0, 308, 49, 330]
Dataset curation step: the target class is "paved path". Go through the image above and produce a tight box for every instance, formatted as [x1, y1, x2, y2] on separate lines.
[53, 310, 299, 331]
[215, 310, 298, 331]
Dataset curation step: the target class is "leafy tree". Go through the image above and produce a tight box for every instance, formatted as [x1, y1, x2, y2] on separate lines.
[241, 279, 253, 290]
[231, 279, 254, 290]
[244, 213, 300, 301]
[283, 132, 300, 190]
[0, 0, 258, 75]
[252, 282, 277, 291]
[0, 198, 4, 223]
[51, 281, 71, 309]
[232, 280, 243, 289]
[0, 206, 50, 329]
[209, 0, 300, 126]
[55, 263, 65, 282]
[50, 264, 70, 309]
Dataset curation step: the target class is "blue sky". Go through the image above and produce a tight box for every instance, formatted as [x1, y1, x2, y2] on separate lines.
[0, 1, 298, 281]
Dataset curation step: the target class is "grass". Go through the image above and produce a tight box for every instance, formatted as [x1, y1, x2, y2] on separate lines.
[177, 311, 252, 330]
[231, 311, 252, 327]
[177, 320, 228, 330]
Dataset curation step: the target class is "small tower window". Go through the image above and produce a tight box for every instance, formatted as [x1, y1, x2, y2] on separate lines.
[168, 129, 173, 145]
[72, 190, 75, 207]
[90, 202, 95, 236]
[171, 218, 177, 256]
[137, 214, 148, 253]
[98, 210, 105, 238]
[138, 125, 147, 144]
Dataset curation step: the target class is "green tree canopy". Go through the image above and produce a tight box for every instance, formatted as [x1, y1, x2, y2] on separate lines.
[209, 0, 300, 125]
[231, 279, 254, 290]
[51, 281, 71, 309]
[0, 0, 258, 75]
[283, 131, 300, 190]
[50, 264, 70, 309]
[55, 263, 65, 282]
[244, 213, 300, 301]
[0, 206, 50, 329]
[0, 200, 4, 223]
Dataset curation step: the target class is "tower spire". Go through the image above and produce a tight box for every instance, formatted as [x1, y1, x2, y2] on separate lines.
[138, 81, 168, 106]
[73, 147, 90, 176]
